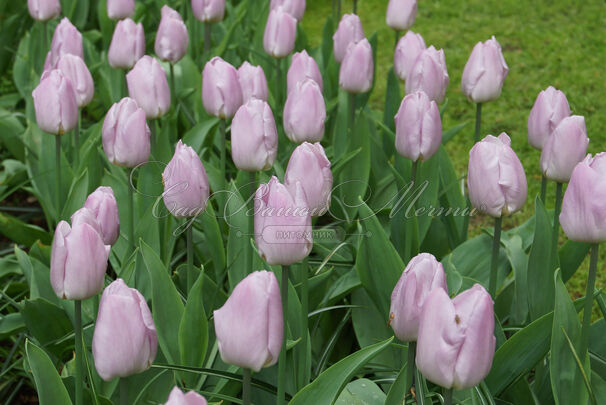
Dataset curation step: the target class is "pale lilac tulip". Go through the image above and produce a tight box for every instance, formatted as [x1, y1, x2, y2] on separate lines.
[394, 31, 426, 81]
[467, 133, 527, 217]
[108, 18, 145, 69]
[32, 69, 78, 135]
[528, 86, 571, 150]
[284, 142, 332, 216]
[155, 6, 189, 63]
[214, 271, 283, 371]
[461, 36, 509, 103]
[84, 186, 121, 246]
[389, 253, 447, 342]
[287, 50, 323, 94]
[333, 14, 364, 63]
[28, 0, 61, 21]
[163, 387, 208, 405]
[394, 91, 442, 161]
[202, 57, 243, 118]
[416, 284, 495, 389]
[560, 153, 606, 243]
[254, 177, 312, 265]
[231, 99, 278, 171]
[127, 56, 171, 119]
[339, 38, 374, 94]
[270, 0, 306, 21]
[50, 220, 110, 300]
[44, 18, 83, 70]
[263, 7, 297, 59]
[162, 141, 210, 218]
[107, 0, 135, 20]
[283, 79, 326, 143]
[56, 54, 94, 107]
[238, 62, 269, 102]
[405, 46, 449, 103]
[541, 116, 589, 183]
[92, 279, 158, 381]
[191, 0, 225, 23]
[386, 0, 418, 31]
[70, 207, 104, 239]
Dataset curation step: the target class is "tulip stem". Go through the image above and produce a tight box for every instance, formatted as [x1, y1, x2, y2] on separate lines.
[186, 222, 194, 293]
[276, 58, 283, 106]
[55, 135, 62, 221]
[246, 172, 256, 276]
[120, 378, 128, 405]
[488, 216, 503, 298]
[353, 0, 358, 14]
[300, 257, 309, 386]
[443, 387, 453, 405]
[394, 30, 399, 49]
[474, 103, 482, 143]
[74, 300, 83, 405]
[170, 63, 176, 109]
[204, 23, 211, 56]
[403, 160, 419, 262]
[348, 92, 356, 137]
[551, 182, 563, 270]
[219, 118, 227, 213]
[580, 243, 599, 362]
[43, 21, 48, 51]
[74, 111, 80, 169]
[277, 265, 290, 405]
[540, 174, 547, 203]
[128, 168, 135, 255]
[405, 341, 416, 397]
[242, 368, 252, 405]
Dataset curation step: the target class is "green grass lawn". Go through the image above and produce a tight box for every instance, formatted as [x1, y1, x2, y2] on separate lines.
[302, 0, 606, 296]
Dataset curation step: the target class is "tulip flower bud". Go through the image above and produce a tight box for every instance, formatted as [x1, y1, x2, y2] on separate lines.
[541, 116, 589, 183]
[28, 0, 61, 21]
[386, 0, 418, 31]
[71, 207, 104, 238]
[461, 36, 509, 103]
[92, 279, 158, 381]
[283, 79, 326, 143]
[108, 18, 145, 70]
[107, 0, 135, 20]
[284, 142, 332, 216]
[56, 54, 94, 108]
[192, 0, 225, 23]
[162, 141, 210, 218]
[155, 6, 189, 63]
[389, 253, 447, 342]
[467, 133, 527, 217]
[287, 50, 323, 94]
[254, 177, 312, 265]
[528, 86, 571, 150]
[333, 14, 365, 63]
[416, 284, 495, 389]
[84, 186, 121, 246]
[45, 18, 83, 70]
[405, 46, 449, 103]
[560, 153, 606, 243]
[339, 38, 374, 94]
[163, 386, 208, 405]
[127, 56, 171, 119]
[202, 57, 243, 119]
[214, 271, 283, 371]
[394, 31, 426, 81]
[50, 220, 110, 300]
[270, 0, 306, 21]
[394, 91, 442, 161]
[32, 69, 78, 135]
[238, 62, 269, 102]
[102, 98, 151, 168]
[263, 7, 297, 59]
[231, 99, 278, 172]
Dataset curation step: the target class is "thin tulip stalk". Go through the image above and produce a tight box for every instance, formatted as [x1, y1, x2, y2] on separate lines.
[128, 169, 136, 255]
[406, 341, 416, 398]
[55, 136, 62, 220]
[74, 111, 80, 168]
[219, 119, 227, 211]
[443, 388, 453, 405]
[120, 378, 128, 405]
[580, 244, 599, 361]
[277, 265, 290, 405]
[242, 368, 252, 405]
[186, 223, 194, 293]
[246, 172, 256, 279]
[403, 161, 419, 262]
[74, 300, 83, 405]
[276, 59, 283, 107]
[550, 182, 563, 270]
[540, 174, 548, 203]
[169, 63, 176, 109]
[353, 0, 358, 13]
[474, 102, 482, 143]
[204, 23, 212, 56]
[488, 216, 503, 297]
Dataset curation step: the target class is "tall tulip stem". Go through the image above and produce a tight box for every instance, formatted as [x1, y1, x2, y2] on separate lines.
[474, 103, 482, 143]
[394, 30, 399, 49]
[55, 135, 62, 221]
[246, 172, 256, 278]
[43, 21, 48, 50]
[353, 0, 358, 14]
[120, 378, 128, 405]
[186, 222, 194, 293]
[204, 23, 212, 56]
[74, 300, 83, 405]
[219, 118, 227, 212]
[74, 110, 80, 169]
[540, 175, 548, 203]
[580, 243, 599, 361]
[489, 216, 503, 297]
[348, 92, 356, 137]
[277, 265, 290, 405]
[128, 168, 135, 255]
[300, 258, 309, 385]
[169, 63, 176, 109]
[443, 387, 453, 405]
[276, 58, 283, 106]
[405, 341, 416, 396]
[403, 160, 419, 262]
[550, 182, 563, 270]
[242, 368, 252, 405]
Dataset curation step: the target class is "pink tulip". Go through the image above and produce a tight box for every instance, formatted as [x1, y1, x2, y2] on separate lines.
[56, 54, 94, 108]
[461, 36, 509, 103]
[270, 0, 306, 21]
[28, 0, 61, 21]
[108, 18, 146, 70]
[405, 46, 449, 103]
[527, 86, 571, 150]
[263, 7, 297, 59]
[107, 0, 135, 20]
[394, 91, 442, 161]
[163, 386, 208, 405]
[202, 57, 243, 119]
[155, 6, 189, 63]
[333, 14, 364, 63]
[32, 69, 78, 135]
[44, 18, 83, 70]
[541, 116, 589, 183]
[126, 56, 171, 119]
[231, 99, 278, 171]
[84, 186, 121, 246]
[394, 31, 426, 81]
[339, 38, 374, 94]
[191, 0, 225, 23]
[287, 50, 323, 94]
[283, 79, 326, 143]
[386, 0, 418, 31]
[238, 62, 269, 102]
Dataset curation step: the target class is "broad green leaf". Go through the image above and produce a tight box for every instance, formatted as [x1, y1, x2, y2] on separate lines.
[335, 378, 386, 405]
[25, 340, 73, 405]
[61, 168, 88, 219]
[225, 182, 250, 289]
[0, 211, 51, 246]
[179, 269, 209, 369]
[22, 299, 72, 355]
[385, 363, 409, 405]
[560, 240, 591, 282]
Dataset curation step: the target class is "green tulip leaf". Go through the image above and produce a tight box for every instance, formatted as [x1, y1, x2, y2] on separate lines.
[25, 340, 73, 405]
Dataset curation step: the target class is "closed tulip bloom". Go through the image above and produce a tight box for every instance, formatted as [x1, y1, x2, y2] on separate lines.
[287, 50, 323, 94]
[28, 0, 61, 21]
[108, 18, 145, 69]
[202, 57, 243, 119]
[560, 153, 606, 243]
[238, 62, 269, 102]
[127, 56, 171, 119]
[50, 220, 110, 300]
[107, 0, 135, 19]
[231, 99, 278, 171]
[528, 86, 571, 150]
[284, 142, 332, 216]
[339, 38, 374, 94]
[162, 141, 210, 218]
[102, 98, 151, 168]
[541, 116, 589, 183]
[405, 46, 449, 103]
[283, 79, 326, 143]
[164, 387, 208, 405]
[84, 186, 121, 246]
[333, 14, 365, 63]
[394, 31, 426, 81]
[32, 69, 78, 135]
[394, 91, 442, 161]
[214, 271, 283, 371]
[45, 18, 83, 70]
[467, 133, 527, 217]
[92, 279, 158, 381]
[70, 207, 104, 238]
[461, 36, 509, 103]
[155, 6, 189, 63]
[254, 177, 312, 265]
[416, 284, 495, 389]
[389, 253, 448, 342]
[191, 0, 225, 23]
[56, 54, 94, 107]
[263, 7, 297, 59]
[270, 0, 306, 21]
[386, 0, 417, 31]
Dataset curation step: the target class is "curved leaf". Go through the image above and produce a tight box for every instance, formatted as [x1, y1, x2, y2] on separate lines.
[25, 340, 72, 405]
